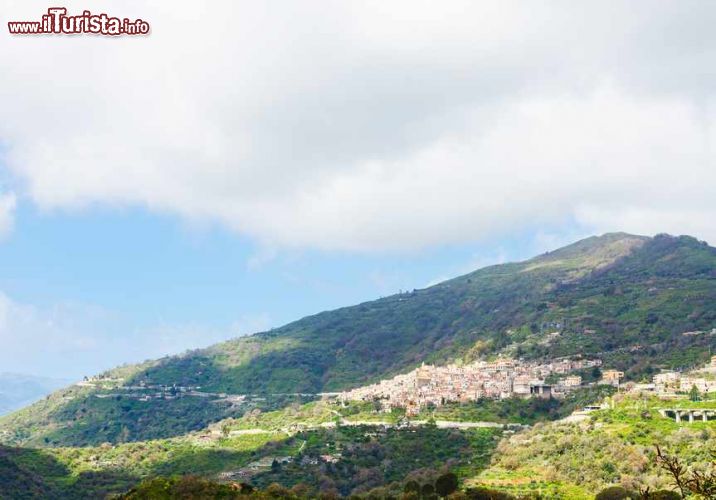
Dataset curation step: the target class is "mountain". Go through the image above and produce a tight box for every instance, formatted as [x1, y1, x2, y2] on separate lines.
[0, 374, 70, 417]
[1, 232, 715, 448]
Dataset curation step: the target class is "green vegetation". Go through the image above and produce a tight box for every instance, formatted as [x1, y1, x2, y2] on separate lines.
[475, 393, 716, 498]
[226, 401, 338, 431]
[3, 233, 716, 448]
[118, 476, 258, 499]
[0, 429, 284, 499]
[420, 386, 616, 425]
[0, 420, 501, 498]
[113, 473, 515, 500]
[2, 232, 716, 500]
[0, 387, 313, 448]
[15, 390, 238, 447]
[2, 390, 715, 498]
[250, 424, 501, 497]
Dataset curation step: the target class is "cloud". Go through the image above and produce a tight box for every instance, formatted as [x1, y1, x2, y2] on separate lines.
[1, 1, 715, 250]
[0, 192, 15, 238]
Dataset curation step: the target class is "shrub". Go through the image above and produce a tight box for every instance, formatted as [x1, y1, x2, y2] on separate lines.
[595, 486, 637, 500]
[648, 491, 680, 500]
[435, 472, 458, 497]
[463, 487, 516, 499]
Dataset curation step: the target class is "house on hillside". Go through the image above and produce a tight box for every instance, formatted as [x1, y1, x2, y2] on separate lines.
[530, 384, 552, 399]
[653, 371, 680, 393]
[600, 370, 624, 387]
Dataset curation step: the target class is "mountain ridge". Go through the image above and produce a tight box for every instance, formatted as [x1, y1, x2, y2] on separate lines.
[1, 232, 715, 447]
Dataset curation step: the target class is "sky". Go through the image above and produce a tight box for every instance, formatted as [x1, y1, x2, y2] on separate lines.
[0, 1, 714, 380]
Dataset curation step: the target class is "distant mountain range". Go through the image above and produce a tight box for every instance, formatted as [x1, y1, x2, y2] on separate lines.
[1, 232, 715, 448]
[0, 373, 70, 416]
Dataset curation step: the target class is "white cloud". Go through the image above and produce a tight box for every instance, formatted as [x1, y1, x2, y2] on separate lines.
[0, 192, 15, 238]
[1, 1, 715, 250]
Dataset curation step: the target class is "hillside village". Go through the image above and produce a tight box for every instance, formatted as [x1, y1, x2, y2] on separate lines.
[70, 352, 716, 417]
[648, 355, 716, 394]
[338, 357, 602, 416]
[338, 354, 716, 416]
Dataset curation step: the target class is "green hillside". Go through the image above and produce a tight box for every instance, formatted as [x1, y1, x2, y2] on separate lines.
[474, 392, 716, 498]
[2, 392, 714, 499]
[134, 232, 716, 392]
[0, 408, 502, 499]
[2, 232, 715, 448]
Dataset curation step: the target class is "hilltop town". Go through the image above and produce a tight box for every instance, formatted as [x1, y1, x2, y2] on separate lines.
[68, 351, 716, 420]
[338, 357, 603, 415]
[338, 354, 716, 416]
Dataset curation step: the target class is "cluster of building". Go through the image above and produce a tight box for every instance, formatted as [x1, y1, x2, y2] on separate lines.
[609, 355, 716, 397]
[339, 353, 716, 415]
[648, 355, 716, 395]
[339, 357, 603, 415]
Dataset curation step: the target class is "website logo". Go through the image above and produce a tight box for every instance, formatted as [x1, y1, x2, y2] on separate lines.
[8, 7, 150, 36]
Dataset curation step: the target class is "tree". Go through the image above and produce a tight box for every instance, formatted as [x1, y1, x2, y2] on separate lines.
[265, 482, 290, 498]
[690, 384, 701, 402]
[421, 483, 436, 499]
[404, 480, 421, 495]
[435, 472, 458, 497]
[238, 483, 255, 494]
[655, 445, 689, 498]
[656, 445, 716, 498]
[290, 483, 310, 498]
[119, 426, 131, 443]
